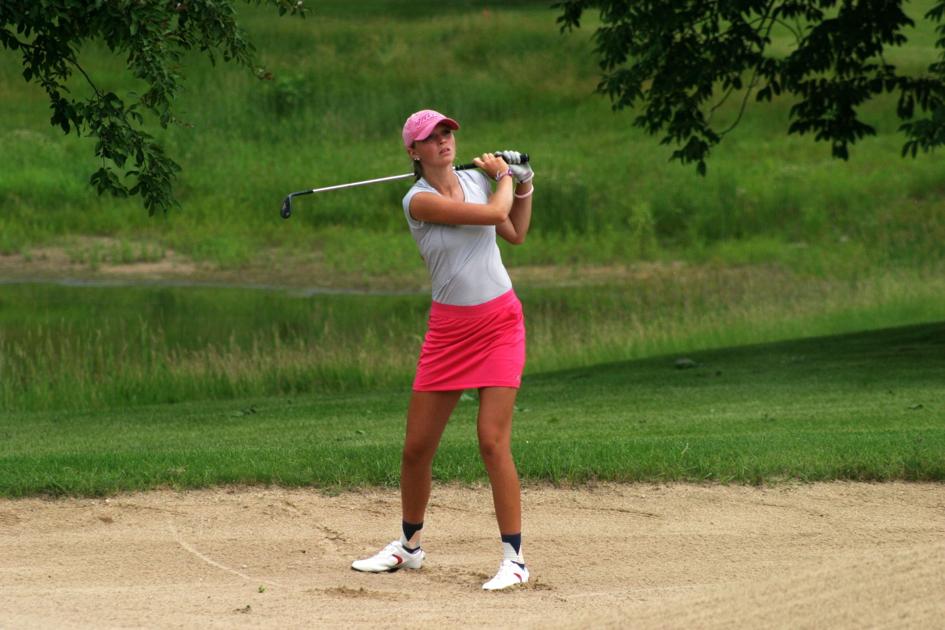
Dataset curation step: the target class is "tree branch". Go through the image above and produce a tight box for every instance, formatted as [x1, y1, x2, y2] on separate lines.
[716, 1, 778, 137]
[65, 57, 104, 100]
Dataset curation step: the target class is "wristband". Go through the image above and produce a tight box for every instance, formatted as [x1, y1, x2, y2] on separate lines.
[495, 168, 512, 182]
[514, 184, 534, 199]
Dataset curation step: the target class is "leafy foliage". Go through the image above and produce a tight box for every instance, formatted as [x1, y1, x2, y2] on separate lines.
[555, 0, 945, 173]
[0, 1, 304, 214]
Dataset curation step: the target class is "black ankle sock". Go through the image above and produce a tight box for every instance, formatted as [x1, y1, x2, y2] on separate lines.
[501, 532, 522, 555]
[402, 520, 423, 551]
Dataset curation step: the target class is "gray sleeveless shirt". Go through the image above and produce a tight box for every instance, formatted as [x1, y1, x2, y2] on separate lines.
[403, 169, 513, 306]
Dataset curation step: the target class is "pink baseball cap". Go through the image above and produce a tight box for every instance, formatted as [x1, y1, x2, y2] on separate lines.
[402, 109, 460, 148]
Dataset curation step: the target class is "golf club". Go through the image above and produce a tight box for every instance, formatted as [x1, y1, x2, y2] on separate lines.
[280, 152, 529, 219]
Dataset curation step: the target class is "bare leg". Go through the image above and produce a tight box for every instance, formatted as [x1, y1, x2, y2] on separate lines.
[476, 387, 521, 535]
[349, 390, 461, 572]
[401, 390, 463, 524]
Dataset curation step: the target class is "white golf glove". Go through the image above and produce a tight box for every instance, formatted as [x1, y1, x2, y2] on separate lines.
[497, 150, 533, 184]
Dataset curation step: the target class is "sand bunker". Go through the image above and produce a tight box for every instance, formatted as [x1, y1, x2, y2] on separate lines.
[1, 482, 943, 629]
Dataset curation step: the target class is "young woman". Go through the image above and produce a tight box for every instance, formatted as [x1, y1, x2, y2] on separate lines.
[351, 109, 535, 591]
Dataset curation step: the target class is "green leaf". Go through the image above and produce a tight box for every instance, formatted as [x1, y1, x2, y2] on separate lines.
[7, 0, 303, 214]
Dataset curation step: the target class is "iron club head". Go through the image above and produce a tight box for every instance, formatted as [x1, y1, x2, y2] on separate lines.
[280, 195, 292, 220]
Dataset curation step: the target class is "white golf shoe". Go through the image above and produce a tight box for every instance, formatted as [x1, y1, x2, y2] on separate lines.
[482, 559, 529, 590]
[351, 541, 425, 573]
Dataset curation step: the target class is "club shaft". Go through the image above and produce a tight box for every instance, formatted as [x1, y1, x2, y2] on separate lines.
[283, 153, 528, 202]
[294, 162, 479, 198]
[306, 172, 414, 194]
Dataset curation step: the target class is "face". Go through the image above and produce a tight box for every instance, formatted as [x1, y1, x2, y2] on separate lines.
[409, 122, 456, 166]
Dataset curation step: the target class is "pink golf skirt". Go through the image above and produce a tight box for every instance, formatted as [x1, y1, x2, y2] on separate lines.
[413, 289, 526, 391]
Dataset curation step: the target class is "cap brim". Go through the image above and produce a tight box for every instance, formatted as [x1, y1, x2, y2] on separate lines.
[414, 116, 460, 142]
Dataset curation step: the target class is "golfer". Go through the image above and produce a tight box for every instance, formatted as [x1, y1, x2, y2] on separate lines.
[351, 109, 534, 591]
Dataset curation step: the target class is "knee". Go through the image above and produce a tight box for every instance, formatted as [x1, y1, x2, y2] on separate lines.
[478, 433, 510, 464]
[402, 440, 436, 469]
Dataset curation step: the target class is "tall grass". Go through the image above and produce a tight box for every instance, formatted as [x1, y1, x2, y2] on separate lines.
[1, 1, 945, 271]
[3, 265, 943, 412]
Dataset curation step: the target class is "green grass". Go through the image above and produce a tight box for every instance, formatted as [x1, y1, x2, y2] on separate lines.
[2, 1, 945, 497]
[3, 265, 944, 412]
[1, 1, 945, 273]
[2, 320, 942, 497]
[1, 266, 943, 496]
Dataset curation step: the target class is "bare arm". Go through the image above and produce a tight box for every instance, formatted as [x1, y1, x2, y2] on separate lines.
[496, 180, 533, 245]
[408, 154, 513, 226]
[409, 177, 513, 225]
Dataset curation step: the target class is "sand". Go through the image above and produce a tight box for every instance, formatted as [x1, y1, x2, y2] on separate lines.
[1, 482, 943, 629]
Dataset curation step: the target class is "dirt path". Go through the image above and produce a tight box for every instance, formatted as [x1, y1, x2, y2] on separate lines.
[1, 482, 943, 629]
[0, 244, 692, 294]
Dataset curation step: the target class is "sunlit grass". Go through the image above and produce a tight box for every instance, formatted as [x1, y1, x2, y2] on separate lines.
[2, 318, 942, 496]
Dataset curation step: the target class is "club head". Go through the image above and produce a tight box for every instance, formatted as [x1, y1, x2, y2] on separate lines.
[280, 195, 292, 219]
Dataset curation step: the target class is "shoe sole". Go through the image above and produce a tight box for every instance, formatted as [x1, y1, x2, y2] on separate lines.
[483, 569, 529, 590]
[483, 581, 528, 591]
[351, 554, 425, 573]
[351, 564, 422, 573]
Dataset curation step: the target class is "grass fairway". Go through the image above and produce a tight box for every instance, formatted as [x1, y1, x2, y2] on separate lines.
[2, 320, 942, 497]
